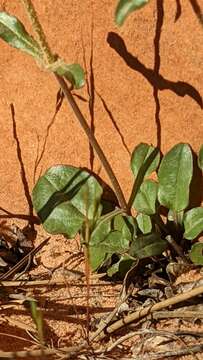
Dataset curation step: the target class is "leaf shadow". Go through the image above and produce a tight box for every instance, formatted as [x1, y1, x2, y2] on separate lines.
[0, 206, 39, 224]
[189, 0, 203, 27]
[107, 32, 203, 109]
[96, 91, 131, 156]
[107, 31, 203, 146]
[175, 0, 182, 22]
[153, 0, 164, 148]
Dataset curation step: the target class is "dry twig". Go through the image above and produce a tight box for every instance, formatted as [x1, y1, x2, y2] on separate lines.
[92, 285, 203, 341]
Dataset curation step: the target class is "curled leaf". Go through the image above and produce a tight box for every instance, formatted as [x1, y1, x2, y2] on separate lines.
[55, 62, 85, 89]
[115, 0, 149, 26]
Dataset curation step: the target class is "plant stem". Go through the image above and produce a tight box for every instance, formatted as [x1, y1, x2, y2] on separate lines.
[21, 0, 128, 211]
[55, 75, 128, 210]
[153, 214, 187, 260]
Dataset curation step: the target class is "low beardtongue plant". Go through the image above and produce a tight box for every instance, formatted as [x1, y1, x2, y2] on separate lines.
[0, 0, 202, 278]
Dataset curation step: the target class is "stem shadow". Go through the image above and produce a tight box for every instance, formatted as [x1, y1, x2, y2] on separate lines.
[10, 104, 35, 229]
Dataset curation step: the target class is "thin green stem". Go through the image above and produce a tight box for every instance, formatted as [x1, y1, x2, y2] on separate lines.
[55, 74, 128, 211]
[153, 214, 186, 260]
[21, 0, 128, 211]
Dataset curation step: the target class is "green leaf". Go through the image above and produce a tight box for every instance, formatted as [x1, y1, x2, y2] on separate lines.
[88, 219, 111, 271]
[32, 165, 103, 238]
[189, 243, 203, 265]
[89, 217, 112, 246]
[158, 143, 193, 212]
[133, 179, 158, 215]
[89, 230, 129, 271]
[56, 63, 85, 89]
[198, 144, 203, 171]
[136, 213, 152, 234]
[167, 209, 184, 224]
[115, 0, 149, 26]
[184, 207, 203, 240]
[131, 143, 160, 179]
[29, 300, 44, 345]
[129, 232, 167, 259]
[0, 13, 85, 89]
[89, 214, 133, 271]
[107, 255, 133, 277]
[0, 12, 42, 59]
[105, 230, 129, 253]
[129, 145, 159, 209]
[113, 214, 137, 241]
[89, 244, 107, 272]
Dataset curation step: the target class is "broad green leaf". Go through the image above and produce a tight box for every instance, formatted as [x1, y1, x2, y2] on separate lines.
[56, 63, 85, 89]
[32, 165, 103, 238]
[0, 12, 42, 59]
[198, 144, 203, 170]
[189, 243, 203, 265]
[136, 213, 152, 234]
[158, 143, 193, 212]
[133, 179, 158, 215]
[184, 207, 203, 240]
[115, 0, 149, 26]
[131, 143, 160, 179]
[129, 232, 167, 259]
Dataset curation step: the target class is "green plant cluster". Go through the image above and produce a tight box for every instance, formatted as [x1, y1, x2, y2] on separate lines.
[32, 143, 203, 275]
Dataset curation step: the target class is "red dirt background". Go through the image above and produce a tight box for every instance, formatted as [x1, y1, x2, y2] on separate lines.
[0, 1, 202, 358]
[0, 0, 202, 219]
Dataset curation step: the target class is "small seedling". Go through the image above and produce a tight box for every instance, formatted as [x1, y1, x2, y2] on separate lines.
[29, 299, 45, 346]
